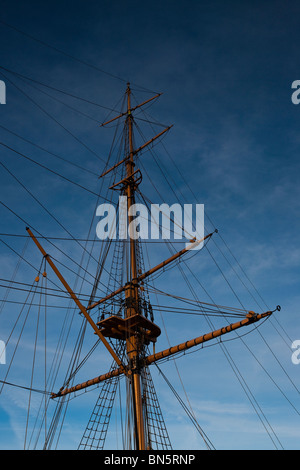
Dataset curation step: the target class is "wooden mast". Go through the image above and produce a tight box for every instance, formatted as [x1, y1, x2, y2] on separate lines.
[124, 82, 146, 450]
[50, 308, 276, 398]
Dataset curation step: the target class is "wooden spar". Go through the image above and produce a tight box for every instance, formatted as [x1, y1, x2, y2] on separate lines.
[86, 285, 125, 311]
[145, 310, 274, 366]
[100, 92, 162, 127]
[99, 155, 129, 178]
[50, 309, 274, 399]
[51, 366, 125, 398]
[99, 125, 172, 178]
[137, 231, 215, 282]
[85, 232, 215, 313]
[132, 125, 173, 156]
[25, 227, 126, 374]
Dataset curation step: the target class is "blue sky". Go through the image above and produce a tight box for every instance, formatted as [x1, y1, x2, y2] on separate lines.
[0, 0, 300, 450]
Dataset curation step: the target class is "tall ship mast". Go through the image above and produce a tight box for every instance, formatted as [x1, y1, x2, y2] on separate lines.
[0, 83, 284, 451]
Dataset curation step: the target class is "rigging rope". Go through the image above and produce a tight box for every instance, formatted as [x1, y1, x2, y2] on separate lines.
[0, 21, 158, 93]
[155, 364, 215, 450]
